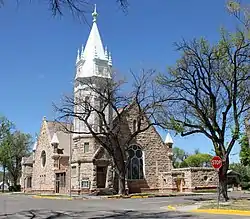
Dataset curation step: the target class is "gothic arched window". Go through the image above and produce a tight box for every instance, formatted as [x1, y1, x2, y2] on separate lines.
[127, 145, 144, 180]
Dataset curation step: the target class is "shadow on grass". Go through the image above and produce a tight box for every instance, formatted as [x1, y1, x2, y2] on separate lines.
[0, 209, 195, 218]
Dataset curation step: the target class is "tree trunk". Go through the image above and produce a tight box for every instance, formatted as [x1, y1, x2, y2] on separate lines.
[2, 165, 6, 193]
[118, 173, 126, 195]
[13, 176, 18, 188]
[219, 157, 229, 201]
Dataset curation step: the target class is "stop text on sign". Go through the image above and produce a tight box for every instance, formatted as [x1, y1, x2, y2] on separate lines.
[211, 156, 223, 169]
[211, 160, 222, 166]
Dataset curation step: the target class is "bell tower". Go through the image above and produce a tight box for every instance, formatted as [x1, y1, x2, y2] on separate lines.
[73, 4, 113, 138]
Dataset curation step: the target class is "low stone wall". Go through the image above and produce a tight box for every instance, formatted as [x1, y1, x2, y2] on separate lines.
[159, 167, 218, 193]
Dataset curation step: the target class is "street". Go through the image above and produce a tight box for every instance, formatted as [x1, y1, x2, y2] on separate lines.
[0, 194, 249, 218]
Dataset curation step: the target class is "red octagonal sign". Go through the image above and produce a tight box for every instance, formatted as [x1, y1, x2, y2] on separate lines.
[211, 156, 222, 169]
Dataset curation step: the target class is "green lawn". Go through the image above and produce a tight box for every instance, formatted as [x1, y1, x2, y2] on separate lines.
[199, 199, 250, 211]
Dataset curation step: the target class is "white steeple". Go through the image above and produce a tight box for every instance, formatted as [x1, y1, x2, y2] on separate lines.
[73, 4, 113, 138]
[75, 4, 111, 79]
[32, 141, 37, 151]
[51, 132, 59, 145]
[165, 133, 174, 145]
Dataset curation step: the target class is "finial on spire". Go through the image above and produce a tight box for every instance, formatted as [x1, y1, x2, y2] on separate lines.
[81, 44, 84, 59]
[104, 46, 108, 60]
[92, 4, 98, 23]
[76, 48, 80, 63]
[108, 52, 112, 66]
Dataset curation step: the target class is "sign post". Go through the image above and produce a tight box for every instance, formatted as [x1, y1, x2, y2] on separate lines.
[211, 156, 222, 209]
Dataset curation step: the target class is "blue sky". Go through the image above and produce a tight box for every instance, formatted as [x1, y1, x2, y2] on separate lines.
[0, 0, 242, 162]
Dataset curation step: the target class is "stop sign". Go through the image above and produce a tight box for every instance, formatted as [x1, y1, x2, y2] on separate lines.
[211, 156, 222, 169]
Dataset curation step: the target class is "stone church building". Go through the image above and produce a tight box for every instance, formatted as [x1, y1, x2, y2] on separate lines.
[20, 5, 218, 195]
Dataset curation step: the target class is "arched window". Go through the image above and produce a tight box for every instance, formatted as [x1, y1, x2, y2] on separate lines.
[127, 145, 144, 180]
[41, 150, 46, 167]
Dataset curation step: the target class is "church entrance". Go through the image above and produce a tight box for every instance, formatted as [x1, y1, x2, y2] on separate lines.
[55, 180, 60, 193]
[55, 172, 66, 193]
[96, 166, 107, 188]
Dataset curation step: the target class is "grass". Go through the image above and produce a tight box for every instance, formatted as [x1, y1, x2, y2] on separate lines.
[194, 190, 217, 193]
[199, 199, 250, 211]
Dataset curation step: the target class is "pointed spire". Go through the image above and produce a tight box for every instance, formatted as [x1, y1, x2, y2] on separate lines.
[76, 48, 80, 63]
[108, 52, 112, 66]
[51, 132, 59, 146]
[75, 4, 111, 79]
[104, 46, 108, 60]
[81, 44, 84, 59]
[165, 133, 174, 145]
[32, 141, 37, 151]
[92, 4, 98, 23]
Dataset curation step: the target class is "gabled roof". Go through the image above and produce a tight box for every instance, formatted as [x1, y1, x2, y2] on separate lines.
[46, 121, 73, 156]
[22, 154, 33, 165]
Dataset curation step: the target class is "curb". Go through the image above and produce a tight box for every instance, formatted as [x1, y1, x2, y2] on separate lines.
[167, 205, 177, 211]
[107, 195, 151, 199]
[106, 193, 202, 199]
[32, 195, 73, 200]
[191, 209, 250, 216]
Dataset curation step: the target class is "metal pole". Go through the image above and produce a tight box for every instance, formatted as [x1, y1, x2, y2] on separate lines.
[217, 169, 220, 209]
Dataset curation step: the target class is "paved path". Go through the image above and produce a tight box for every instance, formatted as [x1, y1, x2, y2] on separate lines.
[0, 194, 249, 218]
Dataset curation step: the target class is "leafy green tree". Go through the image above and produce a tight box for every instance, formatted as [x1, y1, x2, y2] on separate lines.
[157, 31, 250, 201]
[172, 147, 188, 168]
[239, 134, 250, 166]
[230, 162, 250, 190]
[0, 116, 12, 141]
[180, 153, 212, 168]
[0, 116, 13, 192]
[4, 131, 32, 187]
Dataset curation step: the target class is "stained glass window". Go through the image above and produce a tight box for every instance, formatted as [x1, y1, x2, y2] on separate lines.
[127, 145, 144, 180]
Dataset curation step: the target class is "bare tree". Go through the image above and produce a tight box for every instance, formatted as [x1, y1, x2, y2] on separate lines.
[227, 0, 250, 31]
[54, 69, 167, 194]
[0, 1, 128, 19]
[157, 31, 250, 201]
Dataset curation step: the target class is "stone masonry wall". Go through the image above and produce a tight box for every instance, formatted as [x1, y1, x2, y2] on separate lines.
[71, 136, 96, 191]
[171, 167, 218, 191]
[59, 157, 69, 171]
[190, 168, 218, 190]
[118, 104, 173, 191]
[158, 172, 173, 191]
[171, 169, 192, 191]
[32, 120, 55, 192]
[20, 161, 33, 190]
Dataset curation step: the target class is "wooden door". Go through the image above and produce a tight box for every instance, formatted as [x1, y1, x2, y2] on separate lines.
[97, 166, 107, 188]
[55, 180, 60, 193]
